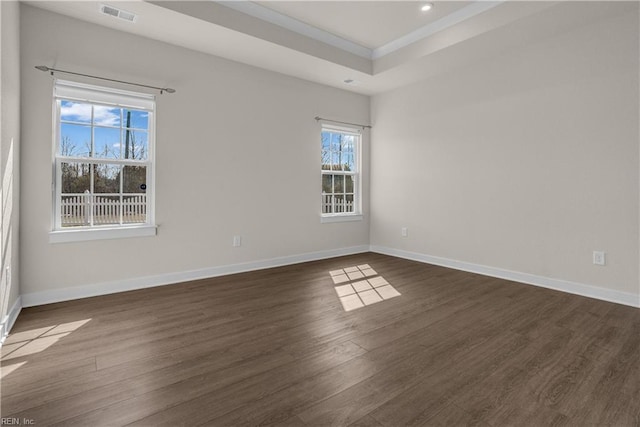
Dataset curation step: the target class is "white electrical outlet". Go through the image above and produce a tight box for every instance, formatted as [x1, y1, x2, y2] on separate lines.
[593, 251, 606, 266]
[401, 227, 408, 237]
[233, 235, 242, 247]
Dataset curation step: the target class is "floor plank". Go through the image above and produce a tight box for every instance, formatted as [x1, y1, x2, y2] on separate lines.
[2, 252, 639, 426]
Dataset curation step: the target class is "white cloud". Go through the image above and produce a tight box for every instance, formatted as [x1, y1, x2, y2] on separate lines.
[61, 102, 120, 127]
[94, 106, 120, 126]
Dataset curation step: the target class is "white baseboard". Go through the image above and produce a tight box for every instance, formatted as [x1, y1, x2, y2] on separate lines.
[18, 244, 640, 310]
[1, 296, 22, 343]
[370, 245, 640, 308]
[21, 245, 370, 308]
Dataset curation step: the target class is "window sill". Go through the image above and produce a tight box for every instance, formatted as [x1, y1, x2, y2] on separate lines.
[49, 225, 157, 243]
[320, 214, 363, 224]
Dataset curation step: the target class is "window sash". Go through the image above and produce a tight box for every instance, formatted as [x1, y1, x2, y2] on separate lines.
[54, 158, 152, 229]
[58, 156, 149, 166]
[321, 170, 357, 176]
[56, 100, 153, 160]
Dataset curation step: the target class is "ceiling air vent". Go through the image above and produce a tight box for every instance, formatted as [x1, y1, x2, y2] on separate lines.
[100, 4, 137, 23]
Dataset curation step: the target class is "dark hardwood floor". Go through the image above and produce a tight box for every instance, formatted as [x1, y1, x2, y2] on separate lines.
[2, 253, 639, 426]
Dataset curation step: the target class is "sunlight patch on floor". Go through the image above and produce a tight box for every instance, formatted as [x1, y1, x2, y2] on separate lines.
[0, 361, 26, 379]
[330, 264, 401, 311]
[1, 318, 91, 362]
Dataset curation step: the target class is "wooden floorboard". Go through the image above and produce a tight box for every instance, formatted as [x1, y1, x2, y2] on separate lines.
[2, 252, 639, 426]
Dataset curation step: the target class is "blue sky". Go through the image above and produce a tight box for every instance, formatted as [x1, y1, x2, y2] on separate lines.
[59, 100, 149, 159]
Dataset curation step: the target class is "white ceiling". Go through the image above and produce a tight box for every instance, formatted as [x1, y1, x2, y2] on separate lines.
[25, 1, 638, 96]
[254, 1, 473, 50]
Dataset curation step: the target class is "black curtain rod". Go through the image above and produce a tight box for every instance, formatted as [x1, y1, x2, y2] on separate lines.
[315, 116, 371, 129]
[35, 66, 176, 94]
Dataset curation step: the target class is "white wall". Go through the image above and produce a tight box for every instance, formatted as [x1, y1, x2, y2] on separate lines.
[17, 3, 640, 309]
[370, 8, 639, 304]
[20, 5, 369, 303]
[1, 0, 21, 338]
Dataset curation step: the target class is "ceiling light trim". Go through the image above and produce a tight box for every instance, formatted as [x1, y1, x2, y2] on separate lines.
[372, 0, 506, 59]
[218, 1, 373, 59]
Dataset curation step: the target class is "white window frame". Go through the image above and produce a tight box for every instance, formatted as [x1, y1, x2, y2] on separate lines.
[320, 124, 362, 223]
[49, 80, 157, 243]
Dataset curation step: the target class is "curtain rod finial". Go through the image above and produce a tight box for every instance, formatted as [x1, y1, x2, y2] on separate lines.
[35, 65, 50, 72]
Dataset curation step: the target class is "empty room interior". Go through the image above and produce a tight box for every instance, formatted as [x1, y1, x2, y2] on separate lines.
[1, 0, 639, 425]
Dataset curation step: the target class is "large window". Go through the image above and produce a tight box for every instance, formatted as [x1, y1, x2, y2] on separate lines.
[321, 125, 360, 219]
[51, 80, 156, 242]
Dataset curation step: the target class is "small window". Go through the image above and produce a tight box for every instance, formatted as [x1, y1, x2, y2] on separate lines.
[321, 125, 361, 218]
[51, 80, 156, 241]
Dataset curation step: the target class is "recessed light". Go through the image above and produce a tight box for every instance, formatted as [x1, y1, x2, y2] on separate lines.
[421, 3, 433, 12]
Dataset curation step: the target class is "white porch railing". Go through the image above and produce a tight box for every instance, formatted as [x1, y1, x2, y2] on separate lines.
[61, 191, 147, 226]
[322, 194, 354, 214]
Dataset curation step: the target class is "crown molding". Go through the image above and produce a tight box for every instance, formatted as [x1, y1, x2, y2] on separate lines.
[218, 1, 506, 62]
